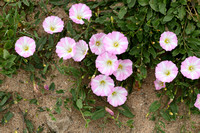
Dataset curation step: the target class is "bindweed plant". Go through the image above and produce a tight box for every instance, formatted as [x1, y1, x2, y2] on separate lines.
[1, 0, 200, 131]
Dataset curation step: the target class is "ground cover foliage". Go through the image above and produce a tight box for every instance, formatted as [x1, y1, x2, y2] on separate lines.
[1, 0, 200, 132]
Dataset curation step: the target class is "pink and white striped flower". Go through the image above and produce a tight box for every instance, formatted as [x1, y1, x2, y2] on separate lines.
[103, 31, 128, 55]
[113, 59, 133, 81]
[180, 56, 200, 80]
[107, 87, 128, 107]
[91, 74, 114, 96]
[159, 31, 178, 51]
[42, 16, 64, 34]
[194, 94, 200, 110]
[15, 36, 36, 58]
[89, 33, 106, 55]
[69, 3, 92, 24]
[56, 37, 76, 60]
[155, 61, 178, 83]
[96, 52, 118, 76]
[154, 79, 166, 90]
[73, 40, 88, 62]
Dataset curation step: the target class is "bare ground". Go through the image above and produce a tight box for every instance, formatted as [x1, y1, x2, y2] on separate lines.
[0, 62, 200, 133]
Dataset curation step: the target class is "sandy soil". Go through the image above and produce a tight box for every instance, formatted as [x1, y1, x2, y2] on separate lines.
[1, 65, 200, 133]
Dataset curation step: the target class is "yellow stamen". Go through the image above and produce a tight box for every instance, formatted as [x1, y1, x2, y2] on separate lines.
[112, 91, 117, 96]
[50, 26, 55, 31]
[164, 38, 170, 44]
[165, 70, 170, 76]
[107, 60, 112, 66]
[24, 46, 29, 51]
[100, 80, 105, 85]
[113, 42, 119, 47]
[96, 41, 100, 46]
[118, 64, 123, 70]
[188, 66, 194, 71]
[67, 48, 72, 53]
[77, 15, 82, 20]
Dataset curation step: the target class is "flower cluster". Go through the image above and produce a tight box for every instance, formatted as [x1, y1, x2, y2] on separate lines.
[14, 3, 131, 108]
[155, 31, 200, 111]
[91, 31, 131, 107]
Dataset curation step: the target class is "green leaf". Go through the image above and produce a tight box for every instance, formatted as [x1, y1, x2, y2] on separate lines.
[163, 14, 174, 22]
[187, 38, 200, 46]
[127, 0, 136, 8]
[1, 111, 14, 125]
[83, 111, 92, 116]
[22, 0, 29, 6]
[185, 22, 196, 35]
[178, 6, 186, 20]
[49, 82, 55, 91]
[129, 46, 140, 55]
[30, 99, 38, 105]
[160, 110, 170, 121]
[3, 49, 10, 59]
[25, 119, 34, 133]
[56, 90, 64, 94]
[159, 3, 166, 15]
[76, 99, 83, 109]
[149, 0, 159, 11]
[149, 101, 161, 112]
[91, 108, 105, 120]
[118, 105, 135, 118]
[138, 0, 149, 6]
[0, 22, 3, 28]
[0, 96, 8, 106]
[36, 125, 44, 133]
[148, 47, 157, 58]
[118, 7, 127, 19]
[36, 37, 47, 51]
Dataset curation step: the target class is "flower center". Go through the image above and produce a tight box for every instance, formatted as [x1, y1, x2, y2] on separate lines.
[159, 82, 164, 86]
[77, 15, 82, 20]
[67, 48, 72, 53]
[164, 70, 171, 76]
[118, 64, 123, 70]
[113, 42, 119, 47]
[112, 91, 117, 96]
[50, 26, 55, 31]
[23, 45, 29, 51]
[83, 50, 87, 55]
[96, 41, 100, 46]
[164, 38, 170, 44]
[106, 60, 112, 66]
[188, 65, 194, 72]
[100, 80, 106, 85]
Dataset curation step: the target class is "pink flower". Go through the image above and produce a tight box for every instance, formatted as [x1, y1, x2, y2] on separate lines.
[42, 16, 64, 34]
[56, 37, 76, 60]
[181, 56, 200, 80]
[15, 36, 36, 58]
[96, 52, 118, 76]
[155, 61, 178, 83]
[194, 94, 200, 110]
[107, 87, 128, 107]
[154, 79, 166, 90]
[91, 74, 114, 96]
[105, 107, 114, 116]
[69, 3, 92, 24]
[103, 31, 128, 55]
[113, 59, 133, 81]
[73, 40, 88, 62]
[44, 85, 49, 90]
[159, 31, 178, 51]
[89, 33, 106, 55]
